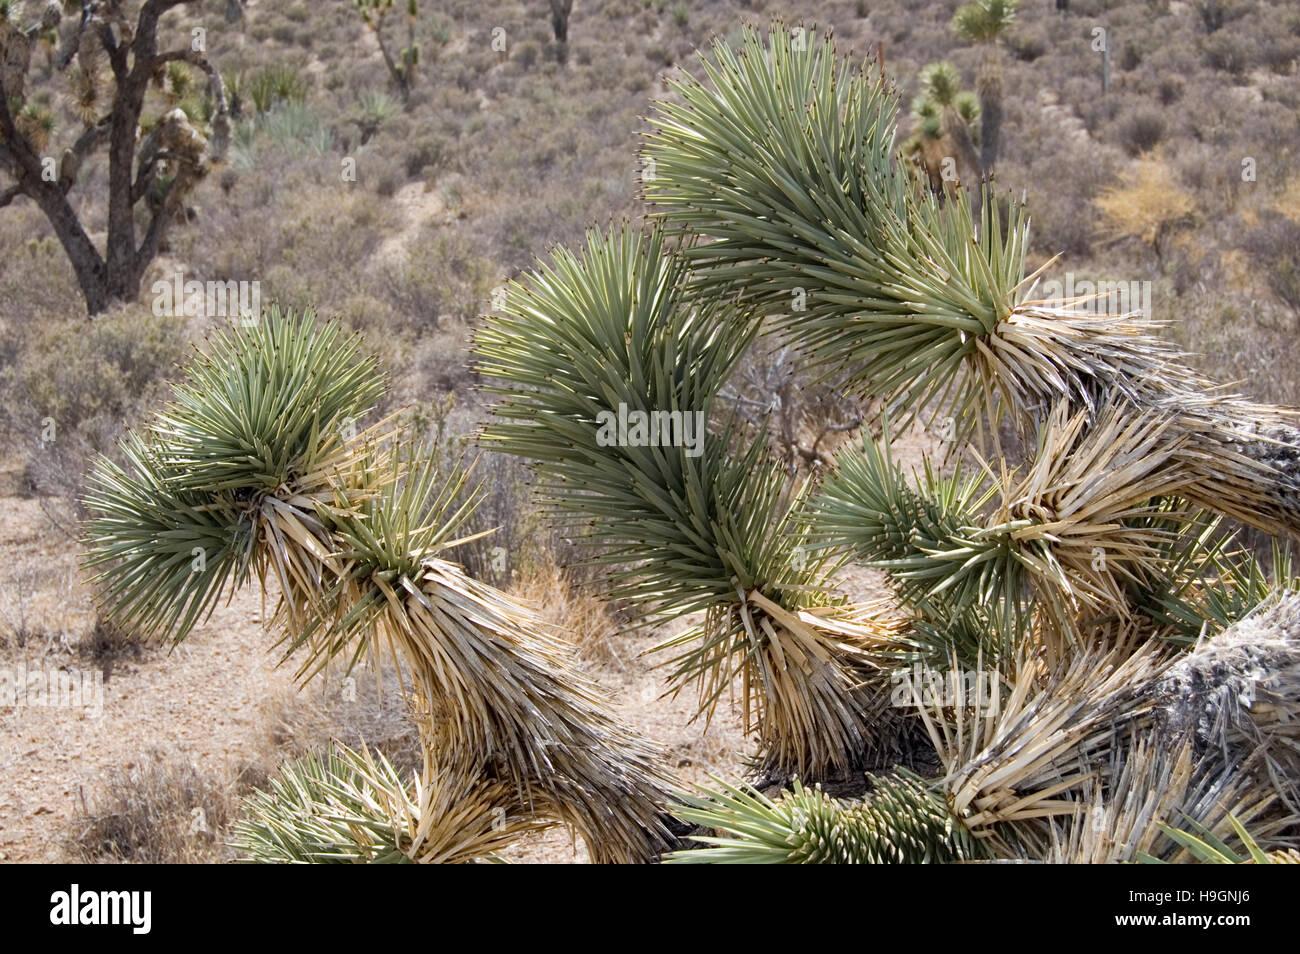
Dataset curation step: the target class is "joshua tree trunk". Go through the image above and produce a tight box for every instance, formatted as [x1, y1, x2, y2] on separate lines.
[946, 106, 984, 188]
[977, 71, 1003, 175]
[550, 0, 573, 64]
[975, 46, 1004, 177]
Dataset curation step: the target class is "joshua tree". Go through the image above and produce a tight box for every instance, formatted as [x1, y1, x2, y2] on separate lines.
[87, 24, 1300, 865]
[549, 0, 573, 64]
[0, 0, 230, 315]
[480, 25, 1300, 861]
[905, 61, 981, 192]
[951, 0, 1016, 178]
[84, 310, 675, 863]
[354, 0, 420, 105]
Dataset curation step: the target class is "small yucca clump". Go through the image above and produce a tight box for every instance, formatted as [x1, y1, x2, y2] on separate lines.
[231, 744, 546, 865]
[670, 772, 982, 864]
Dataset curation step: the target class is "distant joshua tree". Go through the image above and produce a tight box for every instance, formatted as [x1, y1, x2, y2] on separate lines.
[0, 0, 230, 315]
[549, 0, 574, 64]
[905, 61, 982, 193]
[951, 0, 1017, 178]
[354, 0, 420, 105]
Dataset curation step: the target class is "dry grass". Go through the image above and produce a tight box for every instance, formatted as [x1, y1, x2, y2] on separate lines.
[65, 680, 412, 864]
[511, 561, 626, 668]
[77, 615, 149, 672]
[70, 752, 245, 864]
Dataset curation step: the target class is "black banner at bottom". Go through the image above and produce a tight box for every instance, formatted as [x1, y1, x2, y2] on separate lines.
[0, 863, 1284, 940]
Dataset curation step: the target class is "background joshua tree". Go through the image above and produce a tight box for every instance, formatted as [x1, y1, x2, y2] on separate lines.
[548, 0, 573, 65]
[951, 0, 1016, 180]
[0, 0, 230, 315]
[354, 0, 420, 105]
[904, 61, 981, 193]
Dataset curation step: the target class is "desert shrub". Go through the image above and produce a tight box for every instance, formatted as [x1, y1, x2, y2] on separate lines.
[0, 308, 187, 506]
[1117, 107, 1166, 156]
[371, 155, 404, 197]
[1013, 141, 1119, 259]
[259, 102, 334, 156]
[1171, 139, 1247, 212]
[1171, 296, 1300, 405]
[379, 231, 494, 329]
[512, 562, 623, 666]
[1202, 32, 1249, 76]
[409, 323, 478, 393]
[516, 40, 541, 70]
[1157, 75, 1184, 105]
[72, 754, 238, 863]
[261, 189, 398, 308]
[404, 132, 449, 179]
[0, 225, 88, 329]
[1241, 212, 1300, 317]
[1195, 0, 1248, 34]
[246, 64, 310, 114]
[5, 310, 186, 439]
[1260, 35, 1300, 75]
[78, 614, 147, 671]
[1119, 40, 1143, 71]
[0, 566, 46, 650]
[1095, 155, 1196, 268]
[1007, 28, 1047, 62]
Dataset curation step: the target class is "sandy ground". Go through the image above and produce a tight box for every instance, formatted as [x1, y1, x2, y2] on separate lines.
[0, 472, 749, 864]
[0, 479, 304, 862]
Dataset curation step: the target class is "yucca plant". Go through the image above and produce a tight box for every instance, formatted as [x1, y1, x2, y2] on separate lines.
[643, 25, 1300, 540]
[905, 61, 982, 190]
[1142, 815, 1300, 865]
[231, 743, 547, 864]
[951, 0, 1018, 174]
[669, 770, 983, 864]
[84, 307, 675, 863]
[476, 225, 907, 778]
